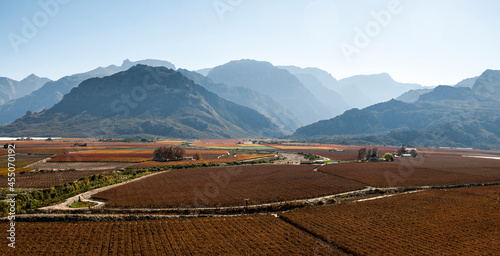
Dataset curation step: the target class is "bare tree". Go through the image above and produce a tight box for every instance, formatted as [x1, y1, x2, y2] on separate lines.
[357, 148, 367, 160]
[154, 146, 185, 161]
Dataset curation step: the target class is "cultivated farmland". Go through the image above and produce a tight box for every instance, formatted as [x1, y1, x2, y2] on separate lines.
[318, 160, 500, 187]
[0, 215, 344, 255]
[130, 154, 273, 168]
[92, 165, 365, 208]
[280, 188, 500, 255]
[395, 153, 500, 178]
[0, 169, 112, 188]
[47, 149, 229, 163]
[27, 162, 135, 171]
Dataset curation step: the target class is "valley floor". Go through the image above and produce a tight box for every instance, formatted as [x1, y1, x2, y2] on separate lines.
[1, 139, 499, 255]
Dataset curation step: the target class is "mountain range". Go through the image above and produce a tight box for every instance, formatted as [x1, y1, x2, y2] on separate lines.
[178, 69, 302, 133]
[0, 65, 282, 138]
[0, 74, 51, 105]
[278, 66, 349, 115]
[207, 60, 336, 125]
[292, 70, 500, 149]
[0, 59, 175, 125]
[337, 73, 423, 109]
[1, 58, 498, 149]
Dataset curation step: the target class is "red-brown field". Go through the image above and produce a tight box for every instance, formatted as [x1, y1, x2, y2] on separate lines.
[452, 185, 500, 199]
[0, 169, 112, 188]
[396, 153, 500, 178]
[130, 154, 273, 168]
[92, 165, 365, 208]
[281, 188, 500, 255]
[27, 162, 135, 171]
[276, 147, 397, 161]
[47, 149, 228, 162]
[319, 160, 499, 187]
[0, 215, 343, 256]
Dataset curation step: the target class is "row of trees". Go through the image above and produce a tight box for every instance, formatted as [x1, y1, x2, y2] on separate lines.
[358, 146, 418, 161]
[357, 147, 379, 160]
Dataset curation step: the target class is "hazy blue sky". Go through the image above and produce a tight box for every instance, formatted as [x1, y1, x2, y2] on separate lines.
[1, 0, 499, 86]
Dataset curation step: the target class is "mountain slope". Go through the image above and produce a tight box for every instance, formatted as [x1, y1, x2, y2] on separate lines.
[278, 65, 340, 90]
[0, 77, 17, 105]
[338, 73, 423, 109]
[207, 60, 335, 125]
[396, 88, 434, 103]
[473, 69, 500, 100]
[0, 59, 175, 125]
[0, 75, 50, 105]
[292, 73, 349, 115]
[178, 69, 302, 133]
[455, 76, 478, 88]
[292, 85, 500, 149]
[0, 65, 282, 139]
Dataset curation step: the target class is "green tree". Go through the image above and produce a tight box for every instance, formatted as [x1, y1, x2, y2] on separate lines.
[193, 153, 202, 160]
[383, 153, 394, 162]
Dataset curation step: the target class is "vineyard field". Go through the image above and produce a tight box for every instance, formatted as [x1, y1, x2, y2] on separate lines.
[47, 149, 229, 162]
[395, 153, 500, 178]
[281, 188, 500, 255]
[130, 154, 273, 168]
[0, 154, 50, 175]
[319, 161, 499, 187]
[93, 165, 365, 208]
[0, 215, 344, 255]
[27, 162, 135, 171]
[0, 169, 113, 188]
[452, 185, 500, 199]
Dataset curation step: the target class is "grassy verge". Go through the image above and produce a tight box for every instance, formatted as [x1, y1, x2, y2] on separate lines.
[0, 163, 221, 217]
[69, 201, 96, 208]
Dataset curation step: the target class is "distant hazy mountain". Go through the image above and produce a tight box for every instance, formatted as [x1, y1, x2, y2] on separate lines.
[338, 73, 423, 109]
[396, 88, 434, 103]
[278, 65, 340, 90]
[418, 85, 493, 102]
[207, 60, 335, 125]
[195, 68, 212, 76]
[121, 59, 176, 70]
[292, 84, 500, 149]
[0, 74, 50, 105]
[277, 66, 349, 114]
[0, 77, 17, 105]
[178, 69, 302, 133]
[0, 65, 282, 139]
[455, 76, 478, 88]
[0, 59, 176, 125]
[473, 69, 500, 100]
